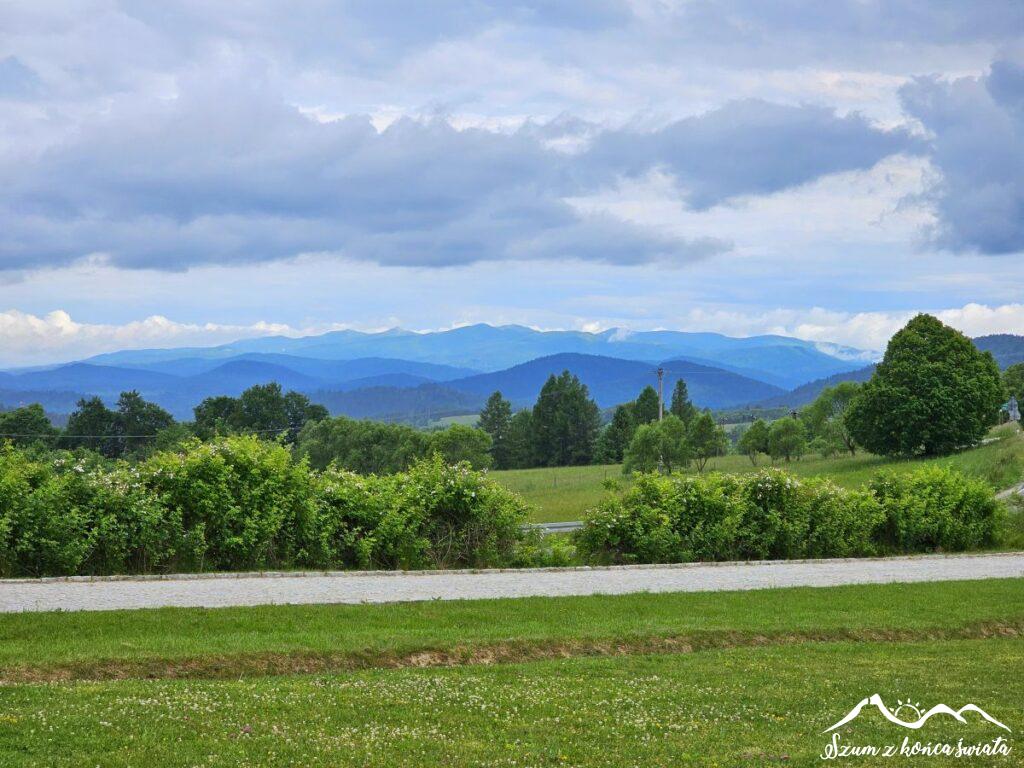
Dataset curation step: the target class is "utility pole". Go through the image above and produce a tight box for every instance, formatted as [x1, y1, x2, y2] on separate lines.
[657, 366, 665, 421]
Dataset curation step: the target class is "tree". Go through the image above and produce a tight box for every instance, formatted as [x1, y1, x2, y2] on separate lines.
[505, 410, 535, 468]
[61, 397, 118, 456]
[478, 391, 513, 468]
[530, 372, 601, 466]
[689, 412, 727, 472]
[429, 424, 493, 469]
[633, 386, 661, 426]
[194, 384, 325, 443]
[622, 415, 690, 475]
[802, 381, 861, 456]
[595, 404, 635, 464]
[1005, 363, 1024, 402]
[295, 416, 430, 473]
[846, 314, 1003, 456]
[0, 404, 59, 448]
[737, 418, 770, 465]
[193, 395, 240, 439]
[669, 379, 697, 425]
[622, 423, 660, 474]
[114, 390, 174, 456]
[283, 391, 328, 442]
[768, 417, 807, 462]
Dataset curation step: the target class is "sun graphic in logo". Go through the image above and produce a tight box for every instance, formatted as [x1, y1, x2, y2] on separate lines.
[894, 698, 923, 722]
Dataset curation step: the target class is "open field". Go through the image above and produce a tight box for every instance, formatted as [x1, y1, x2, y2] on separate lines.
[0, 579, 1022, 766]
[496, 424, 1024, 522]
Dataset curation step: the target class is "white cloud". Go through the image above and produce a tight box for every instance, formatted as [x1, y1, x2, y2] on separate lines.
[0, 310, 347, 367]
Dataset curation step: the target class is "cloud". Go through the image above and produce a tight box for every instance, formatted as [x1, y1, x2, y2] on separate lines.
[901, 55, 1024, 254]
[665, 302, 1024, 353]
[0, 67, 916, 272]
[588, 99, 916, 209]
[0, 56, 43, 98]
[0, 310, 344, 367]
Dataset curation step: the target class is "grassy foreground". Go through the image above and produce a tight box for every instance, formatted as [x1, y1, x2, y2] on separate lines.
[1, 579, 1023, 766]
[496, 424, 1024, 522]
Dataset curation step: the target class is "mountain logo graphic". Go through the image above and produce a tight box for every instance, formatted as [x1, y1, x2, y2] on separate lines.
[823, 694, 1011, 734]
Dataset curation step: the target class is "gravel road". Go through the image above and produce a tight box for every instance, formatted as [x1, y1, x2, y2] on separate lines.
[1, 553, 1021, 613]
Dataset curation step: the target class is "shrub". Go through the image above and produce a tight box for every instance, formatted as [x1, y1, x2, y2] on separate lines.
[870, 466, 1003, 552]
[576, 466, 995, 564]
[0, 437, 534, 577]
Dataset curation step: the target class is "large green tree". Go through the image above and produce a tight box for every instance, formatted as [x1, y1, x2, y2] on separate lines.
[477, 391, 513, 468]
[114, 390, 175, 456]
[60, 396, 118, 456]
[194, 383, 326, 443]
[846, 314, 1003, 456]
[669, 379, 697, 425]
[505, 410, 535, 468]
[0, 404, 59, 448]
[595, 404, 635, 464]
[530, 371, 601, 466]
[633, 385, 661, 426]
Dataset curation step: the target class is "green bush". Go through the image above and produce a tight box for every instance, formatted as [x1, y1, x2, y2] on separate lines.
[576, 466, 998, 564]
[870, 466, 1003, 552]
[0, 437, 534, 577]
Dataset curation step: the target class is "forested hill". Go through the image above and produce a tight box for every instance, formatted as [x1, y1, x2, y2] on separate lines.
[974, 334, 1024, 368]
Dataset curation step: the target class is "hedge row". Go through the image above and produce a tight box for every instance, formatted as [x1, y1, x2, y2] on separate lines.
[0, 437, 532, 577]
[576, 467, 1005, 564]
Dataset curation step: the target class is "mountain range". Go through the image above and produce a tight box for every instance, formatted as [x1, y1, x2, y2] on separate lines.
[1, 327, 1019, 423]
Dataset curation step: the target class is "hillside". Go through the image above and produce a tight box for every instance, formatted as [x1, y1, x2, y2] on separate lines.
[751, 365, 877, 408]
[974, 334, 1024, 368]
[80, 324, 865, 387]
[446, 353, 784, 409]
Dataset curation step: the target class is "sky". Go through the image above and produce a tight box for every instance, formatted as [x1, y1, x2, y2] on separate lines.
[1, 1, 1022, 365]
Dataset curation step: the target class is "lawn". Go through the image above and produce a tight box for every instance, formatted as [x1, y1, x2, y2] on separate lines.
[0, 580, 1022, 766]
[495, 424, 1024, 522]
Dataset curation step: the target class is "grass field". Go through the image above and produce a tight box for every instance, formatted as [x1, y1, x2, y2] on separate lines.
[495, 424, 1024, 522]
[0, 579, 1022, 766]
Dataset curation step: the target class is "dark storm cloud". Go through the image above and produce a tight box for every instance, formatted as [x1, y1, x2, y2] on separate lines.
[900, 56, 1024, 255]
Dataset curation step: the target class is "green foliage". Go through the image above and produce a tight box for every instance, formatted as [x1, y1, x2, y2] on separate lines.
[802, 381, 860, 456]
[60, 391, 175, 459]
[0, 404, 59, 448]
[477, 391, 512, 468]
[296, 416, 430, 473]
[768, 417, 807, 462]
[0, 438, 533, 577]
[1004, 362, 1024, 401]
[632, 386, 660, 426]
[576, 465, 1000, 565]
[296, 416, 492, 473]
[595, 404, 634, 464]
[622, 415, 690, 475]
[870, 466, 1004, 552]
[193, 383, 326, 442]
[428, 423, 493, 469]
[688, 412, 728, 472]
[505, 410, 535, 469]
[737, 419, 769, 465]
[846, 314, 1003, 456]
[669, 379, 697, 425]
[530, 372, 601, 466]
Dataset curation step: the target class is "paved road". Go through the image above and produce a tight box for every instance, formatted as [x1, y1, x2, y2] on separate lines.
[1, 553, 1021, 613]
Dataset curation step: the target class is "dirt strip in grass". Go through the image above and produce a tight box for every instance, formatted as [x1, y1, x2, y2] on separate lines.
[2, 618, 1021, 684]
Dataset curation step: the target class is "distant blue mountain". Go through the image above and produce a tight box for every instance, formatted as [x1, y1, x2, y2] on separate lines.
[446, 353, 784, 410]
[81, 324, 867, 388]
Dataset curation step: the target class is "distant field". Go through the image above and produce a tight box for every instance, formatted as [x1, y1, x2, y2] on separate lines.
[494, 424, 1024, 522]
[1, 580, 1022, 766]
